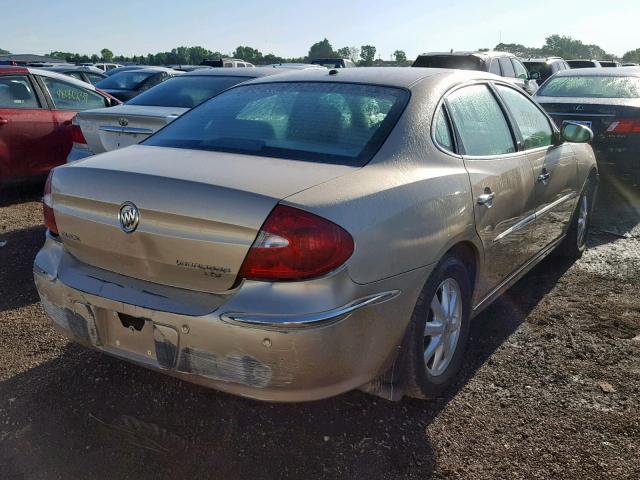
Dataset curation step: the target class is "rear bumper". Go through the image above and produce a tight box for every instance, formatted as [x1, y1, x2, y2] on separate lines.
[33, 235, 427, 402]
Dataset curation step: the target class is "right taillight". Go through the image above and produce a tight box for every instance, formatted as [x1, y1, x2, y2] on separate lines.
[43, 170, 59, 235]
[606, 119, 640, 134]
[69, 123, 87, 144]
[238, 205, 354, 281]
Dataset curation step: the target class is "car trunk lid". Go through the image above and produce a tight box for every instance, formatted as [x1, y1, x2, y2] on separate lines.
[76, 104, 189, 154]
[51, 145, 354, 293]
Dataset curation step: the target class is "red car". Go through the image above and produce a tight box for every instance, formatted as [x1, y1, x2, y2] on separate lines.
[0, 66, 119, 184]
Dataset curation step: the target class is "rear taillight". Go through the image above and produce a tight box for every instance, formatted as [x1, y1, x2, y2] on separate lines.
[606, 119, 640, 134]
[69, 123, 86, 144]
[238, 205, 354, 281]
[43, 171, 59, 235]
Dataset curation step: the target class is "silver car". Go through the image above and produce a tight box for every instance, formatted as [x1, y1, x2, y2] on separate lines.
[34, 68, 597, 402]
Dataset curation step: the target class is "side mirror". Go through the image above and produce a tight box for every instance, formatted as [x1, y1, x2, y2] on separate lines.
[528, 71, 540, 80]
[561, 122, 594, 143]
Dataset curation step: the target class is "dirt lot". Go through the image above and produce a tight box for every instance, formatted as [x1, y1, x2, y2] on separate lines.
[1, 175, 639, 480]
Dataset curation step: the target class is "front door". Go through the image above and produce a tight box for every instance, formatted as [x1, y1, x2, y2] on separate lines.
[493, 84, 578, 252]
[446, 83, 537, 298]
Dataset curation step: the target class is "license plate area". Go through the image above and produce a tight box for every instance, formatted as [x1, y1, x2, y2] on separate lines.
[563, 119, 592, 129]
[103, 312, 157, 360]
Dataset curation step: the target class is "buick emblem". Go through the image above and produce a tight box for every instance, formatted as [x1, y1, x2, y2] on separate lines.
[118, 117, 129, 127]
[575, 105, 584, 111]
[118, 202, 139, 233]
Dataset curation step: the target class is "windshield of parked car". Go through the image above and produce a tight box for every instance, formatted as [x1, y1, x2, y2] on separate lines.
[144, 82, 409, 165]
[128, 75, 251, 108]
[538, 76, 640, 98]
[413, 55, 482, 70]
[95, 71, 156, 90]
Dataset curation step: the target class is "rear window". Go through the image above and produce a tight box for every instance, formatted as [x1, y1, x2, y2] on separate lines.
[567, 61, 597, 69]
[144, 82, 409, 165]
[538, 76, 640, 98]
[523, 62, 552, 79]
[128, 75, 250, 108]
[96, 71, 156, 90]
[413, 55, 482, 71]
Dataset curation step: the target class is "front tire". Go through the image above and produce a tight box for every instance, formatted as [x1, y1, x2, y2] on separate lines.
[403, 254, 472, 399]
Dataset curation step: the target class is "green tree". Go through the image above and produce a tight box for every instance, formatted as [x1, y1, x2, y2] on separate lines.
[359, 45, 376, 66]
[233, 46, 263, 63]
[100, 48, 114, 62]
[308, 38, 335, 60]
[393, 50, 407, 63]
[495, 42, 541, 58]
[622, 48, 640, 64]
[0, 48, 9, 55]
[336, 47, 350, 59]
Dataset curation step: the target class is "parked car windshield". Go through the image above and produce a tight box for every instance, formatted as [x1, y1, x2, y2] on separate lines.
[128, 75, 250, 108]
[538, 76, 640, 98]
[413, 55, 482, 70]
[144, 82, 409, 165]
[95, 71, 156, 90]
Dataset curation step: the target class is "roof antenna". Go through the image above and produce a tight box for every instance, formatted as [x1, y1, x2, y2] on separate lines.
[450, 49, 453, 53]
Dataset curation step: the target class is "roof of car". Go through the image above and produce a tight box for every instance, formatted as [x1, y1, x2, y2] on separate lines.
[26, 68, 100, 90]
[237, 66, 494, 89]
[180, 67, 284, 78]
[39, 65, 105, 74]
[553, 67, 640, 78]
[111, 66, 180, 74]
[418, 50, 515, 59]
[524, 58, 564, 63]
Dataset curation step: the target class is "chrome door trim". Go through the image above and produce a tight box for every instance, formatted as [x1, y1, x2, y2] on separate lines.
[220, 290, 400, 330]
[99, 125, 154, 134]
[535, 191, 577, 219]
[546, 112, 615, 117]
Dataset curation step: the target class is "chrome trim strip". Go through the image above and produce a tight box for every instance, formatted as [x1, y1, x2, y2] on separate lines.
[493, 192, 576, 243]
[493, 214, 535, 243]
[99, 126, 154, 134]
[535, 192, 577, 219]
[547, 112, 615, 117]
[220, 290, 400, 329]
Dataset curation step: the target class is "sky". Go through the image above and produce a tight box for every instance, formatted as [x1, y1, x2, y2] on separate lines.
[2, 0, 639, 59]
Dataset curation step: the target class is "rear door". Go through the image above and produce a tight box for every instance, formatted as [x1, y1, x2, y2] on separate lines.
[0, 74, 56, 179]
[495, 84, 578, 251]
[446, 83, 537, 296]
[36, 74, 111, 169]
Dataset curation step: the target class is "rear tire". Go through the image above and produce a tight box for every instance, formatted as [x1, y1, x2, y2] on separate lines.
[403, 254, 472, 399]
[559, 178, 594, 259]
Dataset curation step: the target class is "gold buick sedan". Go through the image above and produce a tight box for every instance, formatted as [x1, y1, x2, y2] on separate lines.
[34, 67, 597, 401]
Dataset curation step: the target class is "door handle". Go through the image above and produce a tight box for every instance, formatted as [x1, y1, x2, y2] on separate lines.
[477, 191, 496, 207]
[537, 169, 551, 183]
[0, 117, 8, 125]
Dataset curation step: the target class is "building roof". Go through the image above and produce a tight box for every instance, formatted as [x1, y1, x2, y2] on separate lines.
[0, 54, 66, 64]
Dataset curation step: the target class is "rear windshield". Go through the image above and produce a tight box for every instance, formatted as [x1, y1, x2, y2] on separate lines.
[567, 61, 597, 69]
[128, 75, 251, 108]
[95, 71, 156, 90]
[144, 82, 409, 165]
[523, 62, 552, 78]
[413, 55, 482, 71]
[538, 76, 640, 98]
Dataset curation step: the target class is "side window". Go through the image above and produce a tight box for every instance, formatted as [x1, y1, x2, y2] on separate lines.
[0, 75, 40, 109]
[67, 72, 84, 81]
[495, 85, 553, 150]
[446, 84, 515, 156]
[489, 59, 501, 75]
[86, 73, 105, 85]
[433, 107, 454, 152]
[143, 73, 167, 90]
[499, 58, 515, 77]
[41, 77, 108, 110]
[511, 59, 528, 80]
[237, 63, 246, 68]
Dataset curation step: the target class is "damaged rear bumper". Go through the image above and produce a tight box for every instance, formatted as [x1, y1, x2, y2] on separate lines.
[33, 235, 428, 402]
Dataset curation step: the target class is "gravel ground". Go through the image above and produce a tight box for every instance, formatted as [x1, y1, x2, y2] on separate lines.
[0, 176, 638, 480]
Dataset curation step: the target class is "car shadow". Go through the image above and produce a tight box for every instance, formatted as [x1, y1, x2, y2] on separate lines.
[589, 174, 639, 248]
[0, 226, 45, 312]
[0, 180, 44, 208]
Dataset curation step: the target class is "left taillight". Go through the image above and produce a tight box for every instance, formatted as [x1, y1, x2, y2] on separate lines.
[43, 170, 59, 235]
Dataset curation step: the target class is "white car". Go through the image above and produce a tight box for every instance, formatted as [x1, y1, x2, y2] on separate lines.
[67, 68, 283, 161]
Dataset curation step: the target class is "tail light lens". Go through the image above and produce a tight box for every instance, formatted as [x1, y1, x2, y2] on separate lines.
[69, 123, 86, 144]
[43, 171, 59, 235]
[606, 119, 640, 134]
[238, 205, 354, 281]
